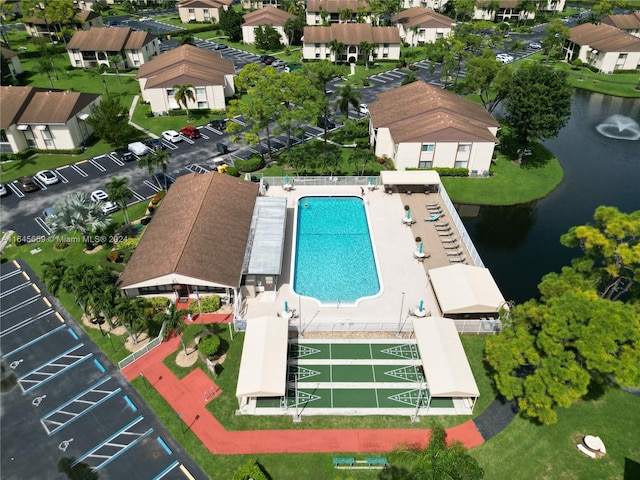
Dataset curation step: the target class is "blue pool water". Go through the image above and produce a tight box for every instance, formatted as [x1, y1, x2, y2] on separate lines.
[293, 196, 380, 304]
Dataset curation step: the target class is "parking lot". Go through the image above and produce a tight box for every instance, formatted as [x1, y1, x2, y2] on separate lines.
[0, 259, 207, 480]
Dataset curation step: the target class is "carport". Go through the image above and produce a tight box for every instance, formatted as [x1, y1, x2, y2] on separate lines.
[380, 170, 441, 194]
[236, 317, 289, 410]
[413, 317, 479, 412]
[428, 264, 506, 318]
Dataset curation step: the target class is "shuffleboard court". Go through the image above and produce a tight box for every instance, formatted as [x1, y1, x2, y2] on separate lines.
[290, 342, 420, 360]
[288, 364, 424, 383]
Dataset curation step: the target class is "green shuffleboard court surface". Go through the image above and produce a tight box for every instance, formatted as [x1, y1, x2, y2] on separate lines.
[288, 364, 424, 383]
[289, 342, 420, 360]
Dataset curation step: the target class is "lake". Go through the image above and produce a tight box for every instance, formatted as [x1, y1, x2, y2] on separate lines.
[461, 90, 640, 304]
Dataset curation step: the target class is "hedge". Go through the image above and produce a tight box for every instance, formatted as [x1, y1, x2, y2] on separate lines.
[406, 167, 469, 177]
[198, 334, 221, 358]
[188, 295, 222, 314]
[234, 156, 264, 173]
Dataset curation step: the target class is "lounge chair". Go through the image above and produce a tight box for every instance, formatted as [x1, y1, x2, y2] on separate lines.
[435, 225, 451, 231]
[435, 222, 449, 227]
[446, 250, 464, 256]
[438, 230, 453, 237]
[450, 256, 467, 263]
[427, 206, 442, 212]
[426, 203, 440, 208]
[443, 243, 459, 249]
[441, 237, 457, 243]
[425, 213, 442, 222]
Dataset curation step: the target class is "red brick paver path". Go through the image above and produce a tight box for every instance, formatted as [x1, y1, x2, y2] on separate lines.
[123, 314, 484, 455]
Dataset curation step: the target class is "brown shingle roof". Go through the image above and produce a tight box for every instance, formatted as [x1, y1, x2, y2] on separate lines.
[369, 81, 498, 144]
[24, 10, 100, 25]
[304, 24, 400, 44]
[118, 172, 260, 290]
[306, 0, 370, 13]
[67, 27, 156, 51]
[601, 12, 640, 31]
[178, 0, 232, 7]
[569, 22, 640, 52]
[17, 90, 101, 125]
[75, 10, 100, 22]
[243, 7, 295, 26]
[392, 7, 455, 29]
[136, 45, 234, 87]
[1, 47, 18, 58]
[0, 86, 37, 129]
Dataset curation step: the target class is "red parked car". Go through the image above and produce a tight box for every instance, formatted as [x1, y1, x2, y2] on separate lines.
[180, 126, 201, 139]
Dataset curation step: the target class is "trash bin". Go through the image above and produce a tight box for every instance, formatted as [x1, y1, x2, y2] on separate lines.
[216, 143, 228, 154]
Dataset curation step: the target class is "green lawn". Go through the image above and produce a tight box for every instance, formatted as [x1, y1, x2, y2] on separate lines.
[470, 389, 640, 480]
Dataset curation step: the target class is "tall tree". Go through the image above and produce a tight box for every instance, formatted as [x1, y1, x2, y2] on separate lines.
[154, 303, 188, 355]
[86, 97, 134, 147]
[560, 206, 640, 301]
[173, 84, 195, 121]
[219, 8, 243, 42]
[48, 192, 112, 250]
[327, 38, 344, 65]
[395, 425, 484, 479]
[334, 84, 361, 119]
[284, 14, 305, 46]
[115, 297, 149, 345]
[503, 62, 572, 162]
[108, 53, 123, 84]
[465, 50, 513, 113]
[254, 24, 283, 50]
[42, 258, 68, 295]
[304, 62, 341, 154]
[106, 177, 133, 225]
[37, 57, 55, 88]
[542, 18, 570, 65]
[138, 149, 172, 190]
[358, 41, 376, 69]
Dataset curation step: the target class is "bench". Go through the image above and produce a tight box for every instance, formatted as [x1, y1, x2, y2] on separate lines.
[577, 444, 596, 459]
[366, 457, 388, 468]
[333, 457, 355, 468]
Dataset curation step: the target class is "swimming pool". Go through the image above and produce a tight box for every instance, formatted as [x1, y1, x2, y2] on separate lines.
[292, 196, 380, 305]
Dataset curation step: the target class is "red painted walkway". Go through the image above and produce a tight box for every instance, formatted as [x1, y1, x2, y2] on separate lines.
[123, 315, 484, 455]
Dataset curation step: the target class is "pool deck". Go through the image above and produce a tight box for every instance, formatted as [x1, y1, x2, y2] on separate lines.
[241, 186, 470, 331]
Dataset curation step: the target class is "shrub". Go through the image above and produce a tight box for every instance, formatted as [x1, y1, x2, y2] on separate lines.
[396, 61, 406, 68]
[232, 460, 269, 480]
[361, 78, 370, 87]
[189, 295, 222, 314]
[408, 64, 419, 71]
[106, 249, 122, 262]
[234, 156, 264, 173]
[354, 137, 370, 148]
[146, 296, 171, 311]
[415, 236, 422, 242]
[225, 166, 241, 177]
[140, 216, 152, 225]
[53, 241, 69, 251]
[150, 190, 166, 205]
[117, 236, 141, 250]
[199, 334, 221, 358]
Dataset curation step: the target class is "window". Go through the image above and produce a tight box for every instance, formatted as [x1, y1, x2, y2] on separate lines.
[134, 59, 140, 67]
[75, 60, 81, 66]
[44, 139, 53, 147]
[457, 143, 471, 152]
[197, 101, 208, 108]
[454, 160, 468, 168]
[167, 88, 176, 96]
[72, 48, 79, 54]
[315, 52, 320, 58]
[0, 130, 8, 142]
[421, 144, 434, 152]
[315, 43, 321, 48]
[139, 285, 174, 294]
[188, 8, 195, 14]
[383, 43, 389, 48]
[195, 87, 205, 96]
[418, 160, 432, 168]
[383, 53, 388, 58]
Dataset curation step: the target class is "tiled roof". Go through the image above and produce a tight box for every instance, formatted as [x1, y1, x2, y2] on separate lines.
[569, 22, 640, 52]
[118, 172, 260, 290]
[178, 0, 232, 8]
[243, 7, 295, 26]
[369, 81, 498, 144]
[306, 0, 370, 13]
[24, 10, 100, 25]
[303, 24, 401, 44]
[392, 7, 455, 29]
[601, 12, 640, 31]
[136, 45, 234, 88]
[67, 27, 156, 51]
[0, 86, 100, 128]
[1, 47, 18, 58]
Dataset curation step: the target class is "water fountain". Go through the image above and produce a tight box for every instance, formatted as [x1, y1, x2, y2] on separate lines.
[595, 114, 640, 140]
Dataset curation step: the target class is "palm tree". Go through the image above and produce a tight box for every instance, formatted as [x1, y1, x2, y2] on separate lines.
[173, 84, 195, 121]
[327, 39, 344, 65]
[138, 149, 172, 190]
[48, 192, 112, 250]
[42, 258, 68, 296]
[108, 53, 123, 84]
[154, 303, 188, 355]
[334, 84, 361, 119]
[358, 41, 376, 69]
[38, 57, 55, 89]
[94, 284, 122, 330]
[115, 297, 149, 345]
[106, 177, 133, 225]
[62, 265, 112, 316]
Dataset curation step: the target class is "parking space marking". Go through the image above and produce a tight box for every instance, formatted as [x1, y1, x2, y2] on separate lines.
[154, 460, 180, 479]
[0, 294, 42, 318]
[73, 416, 153, 471]
[204, 125, 223, 135]
[35, 216, 52, 235]
[231, 117, 246, 127]
[130, 189, 146, 202]
[186, 164, 210, 174]
[8, 182, 25, 197]
[143, 180, 162, 193]
[33, 178, 48, 190]
[55, 167, 70, 183]
[163, 141, 178, 150]
[198, 132, 210, 140]
[41, 376, 122, 435]
[89, 157, 107, 172]
[0, 268, 22, 281]
[108, 153, 125, 167]
[19, 344, 92, 394]
[70, 163, 88, 177]
[2, 322, 64, 357]
[0, 278, 32, 298]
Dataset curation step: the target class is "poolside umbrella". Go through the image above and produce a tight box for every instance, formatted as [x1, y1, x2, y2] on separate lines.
[419, 242, 423, 254]
[369, 176, 373, 186]
[284, 301, 289, 313]
[406, 208, 411, 219]
[285, 174, 289, 185]
[418, 300, 424, 312]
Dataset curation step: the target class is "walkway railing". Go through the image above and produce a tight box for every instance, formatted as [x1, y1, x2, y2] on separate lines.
[262, 175, 380, 188]
[291, 318, 500, 335]
[118, 321, 167, 370]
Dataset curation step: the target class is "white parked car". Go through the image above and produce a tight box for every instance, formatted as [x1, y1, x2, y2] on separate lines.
[90, 190, 119, 215]
[138, 16, 152, 21]
[35, 170, 59, 185]
[528, 42, 542, 50]
[359, 104, 370, 115]
[162, 130, 182, 143]
[0, 183, 8, 196]
[496, 54, 514, 64]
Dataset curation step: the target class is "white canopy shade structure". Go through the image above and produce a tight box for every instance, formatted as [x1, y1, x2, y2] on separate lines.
[429, 264, 506, 315]
[413, 317, 479, 408]
[236, 317, 289, 403]
[380, 170, 441, 187]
